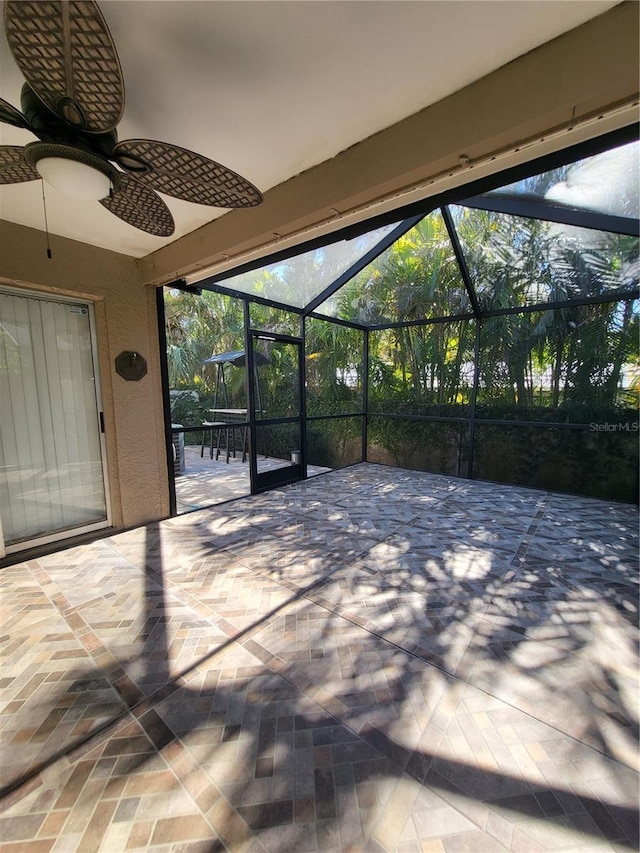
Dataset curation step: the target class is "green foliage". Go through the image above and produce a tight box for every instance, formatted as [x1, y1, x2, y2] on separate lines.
[249, 302, 300, 337]
[473, 423, 638, 502]
[168, 391, 218, 443]
[367, 417, 468, 474]
[306, 417, 363, 469]
[169, 391, 214, 426]
[165, 289, 245, 391]
[331, 211, 469, 325]
[453, 207, 639, 412]
[258, 422, 299, 461]
[368, 321, 476, 409]
[305, 319, 364, 416]
[476, 301, 639, 412]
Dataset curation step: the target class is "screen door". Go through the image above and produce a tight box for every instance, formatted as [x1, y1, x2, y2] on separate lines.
[249, 331, 304, 493]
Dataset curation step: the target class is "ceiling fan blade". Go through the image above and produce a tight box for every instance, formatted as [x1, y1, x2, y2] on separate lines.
[99, 174, 174, 237]
[112, 139, 263, 208]
[4, 0, 124, 133]
[0, 97, 30, 130]
[0, 146, 40, 183]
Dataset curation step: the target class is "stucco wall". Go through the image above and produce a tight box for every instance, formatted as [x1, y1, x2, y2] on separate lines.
[0, 221, 169, 530]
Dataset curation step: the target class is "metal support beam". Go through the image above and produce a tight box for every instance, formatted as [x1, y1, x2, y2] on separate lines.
[457, 193, 639, 238]
[467, 319, 481, 479]
[302, 216, 424, 317]
[441, 205, 481, 318]
[362, 328, 370, 462]
[156, 287, 177, 517]
[300, 314, 308, 480]
[243, 300, 259, 493]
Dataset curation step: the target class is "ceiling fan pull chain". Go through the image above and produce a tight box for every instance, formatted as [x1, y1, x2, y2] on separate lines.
[41, 180, 52, 259]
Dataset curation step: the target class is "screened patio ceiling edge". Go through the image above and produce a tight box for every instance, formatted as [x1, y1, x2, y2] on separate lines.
[181, 122, 640, 314]
[168, 123, 639, 327]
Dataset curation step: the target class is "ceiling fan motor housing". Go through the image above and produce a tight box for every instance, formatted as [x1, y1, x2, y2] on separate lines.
[20, 83, 118, 159]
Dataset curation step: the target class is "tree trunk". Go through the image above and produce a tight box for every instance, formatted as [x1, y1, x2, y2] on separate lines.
[551, 335, 563, 408]
[606, 300, 633, 404]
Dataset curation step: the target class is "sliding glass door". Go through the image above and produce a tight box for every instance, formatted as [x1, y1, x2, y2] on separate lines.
[0, 289, 109, 556]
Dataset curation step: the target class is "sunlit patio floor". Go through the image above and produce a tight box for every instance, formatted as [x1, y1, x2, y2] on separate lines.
[174, 446, 331, 511]
[1, 463, 638, 852]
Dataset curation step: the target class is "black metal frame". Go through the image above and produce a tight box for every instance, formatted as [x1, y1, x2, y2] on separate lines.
[302, 216, 424, 317]
[467, 320, 482, 479]
[365, 293, 638, 481]
[362, 329, 369, 462]
[458, 193, 639, 238]
[168, 127, 638, 331]
[208, 281, 305, 315]
[481, 289, 640, 318]
[441, 205, 480, 317]
[158, 124, 639, 512]
[156, 287, 177, 517]
[248, 327, 305, 494]
[307, 311, 366, 331]
[367, 312, 476, 331]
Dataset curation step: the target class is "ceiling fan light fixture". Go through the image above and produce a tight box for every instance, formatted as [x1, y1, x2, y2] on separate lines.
[36, 157, 112, 201]
[24, 142, 120, 201]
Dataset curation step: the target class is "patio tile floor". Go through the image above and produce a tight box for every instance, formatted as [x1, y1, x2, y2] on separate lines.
[1, 463, 638, 852]
[174, 447, 331, 514]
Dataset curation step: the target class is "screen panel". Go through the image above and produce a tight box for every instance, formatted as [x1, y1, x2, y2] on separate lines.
[368, 320, 476, 416]
[472, 422, 638, 503]
[306, 416, 363, 471]
[214, 223, 401, 309]
[487, 140, 639, 222]
[305, 318, 364, 416]
[450, 205, 638, 312]
[476, 299, 639, 421]
[367, 416, 469, 477]
[316, 210, 471, 324]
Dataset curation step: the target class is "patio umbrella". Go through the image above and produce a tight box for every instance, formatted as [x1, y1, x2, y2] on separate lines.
[201, 349, 270, 410]
[201, 349, 270, 369]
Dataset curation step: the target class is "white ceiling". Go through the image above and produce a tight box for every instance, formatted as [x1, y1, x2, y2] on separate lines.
[0, 0, 618, 258]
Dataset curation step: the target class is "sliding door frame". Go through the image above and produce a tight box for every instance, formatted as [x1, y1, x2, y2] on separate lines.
[0, 286, 111, 557]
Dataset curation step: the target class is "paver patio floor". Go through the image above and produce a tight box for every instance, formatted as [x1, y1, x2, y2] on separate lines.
[174, 446, 331, 512]
[1, 463, 638, 852]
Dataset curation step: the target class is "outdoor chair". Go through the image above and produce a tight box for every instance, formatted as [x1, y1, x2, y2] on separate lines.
[200, 421, 227, 461]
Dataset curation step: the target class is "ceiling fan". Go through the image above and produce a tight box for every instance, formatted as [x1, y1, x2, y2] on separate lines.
[0, 0, 263, 237]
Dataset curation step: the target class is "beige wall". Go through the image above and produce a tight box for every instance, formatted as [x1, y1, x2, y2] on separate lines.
[0, 3, 638, 544]
[0, 221, 170, 530]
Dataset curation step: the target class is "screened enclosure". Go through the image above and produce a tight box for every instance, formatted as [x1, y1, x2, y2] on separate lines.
[162, 131, 639, 508]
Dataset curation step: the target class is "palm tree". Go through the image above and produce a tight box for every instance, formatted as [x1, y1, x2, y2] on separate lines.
[164, 289, 244, 389]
